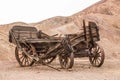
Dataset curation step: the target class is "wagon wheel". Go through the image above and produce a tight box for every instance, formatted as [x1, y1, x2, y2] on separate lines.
[59, 52, 74, 69]
[89, 43, 105, 67]
[15, 46, 34, 67]
[42, 56, 56, 64]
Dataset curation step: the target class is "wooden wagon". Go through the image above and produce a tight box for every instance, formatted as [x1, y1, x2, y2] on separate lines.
[9, 20, 105, 69]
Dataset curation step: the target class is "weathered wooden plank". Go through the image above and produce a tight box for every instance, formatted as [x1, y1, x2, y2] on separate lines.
[25, 38, 61, 43]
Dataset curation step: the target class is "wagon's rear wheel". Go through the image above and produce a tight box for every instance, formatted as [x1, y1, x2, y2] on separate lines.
[89, 43, 105, 67]
[15, 46, 34, 67]
[59, 52, 74, 69]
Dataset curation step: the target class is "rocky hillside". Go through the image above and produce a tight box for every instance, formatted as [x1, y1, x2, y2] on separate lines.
[0, 0, 120, 61]
[74, 0, 120, 16]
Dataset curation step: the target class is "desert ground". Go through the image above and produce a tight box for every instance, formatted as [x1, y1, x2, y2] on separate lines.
[0, 58, 120, 80]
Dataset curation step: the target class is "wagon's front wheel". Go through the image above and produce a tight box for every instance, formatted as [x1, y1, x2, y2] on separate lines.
[15, 47, 34, 67]
[89, 43, 105, 67]
[59, 52, 74, 69]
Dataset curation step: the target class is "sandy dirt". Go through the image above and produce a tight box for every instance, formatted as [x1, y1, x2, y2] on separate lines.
[0, 58, 120, 80]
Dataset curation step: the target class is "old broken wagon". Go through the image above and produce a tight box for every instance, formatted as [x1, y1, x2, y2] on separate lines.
[58, 20, 105, 68]
[9, 20, 105, 69]
[9, 26, 74, 69]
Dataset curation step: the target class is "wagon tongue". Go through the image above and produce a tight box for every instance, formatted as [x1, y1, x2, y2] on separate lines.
[22, 48, 60, 71]
[43, 64, 60, 71]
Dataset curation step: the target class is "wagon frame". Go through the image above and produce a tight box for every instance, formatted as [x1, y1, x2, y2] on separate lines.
[9, 20, 105, 69]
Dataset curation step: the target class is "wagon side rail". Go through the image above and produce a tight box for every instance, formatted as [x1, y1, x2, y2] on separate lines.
[83, 20, 100, 42]
[9, 30, 22, 49]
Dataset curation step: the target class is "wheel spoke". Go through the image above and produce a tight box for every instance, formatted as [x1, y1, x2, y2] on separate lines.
[24, 58, 27, 66]
[62, 59, 65, 65]
[96, 59, 100, 65]
[64, 58, 67, 67]
[47, 59, 49, 62]
[92, 57, 96, 64]
[21, 57, 25, 65]
[25, 58, 29, 65]
[27, 57, 31, 63]
[19, 55, 24, 60]
[26, 58, 29, 66]
[26, 58, 30, 66]
[21, 57, 25, 63]
[95, 59, 97, 65]
[97, 57, 101, 62]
